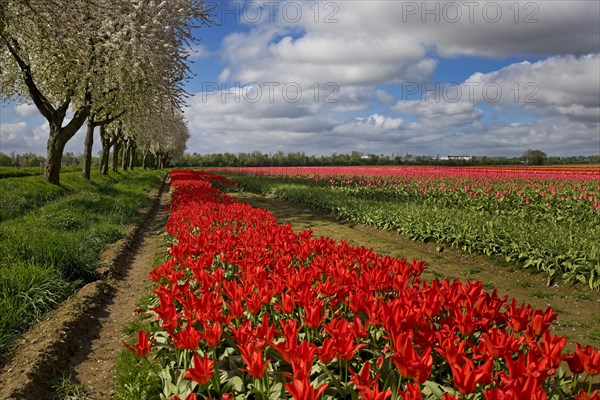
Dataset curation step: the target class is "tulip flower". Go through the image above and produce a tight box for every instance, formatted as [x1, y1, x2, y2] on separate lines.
[398, 383, 422, 400]
[450, 358, 493, 395]
[203, 321, 223, 348]
[124, 330, 153, 358]
[239, 342, 269, 379]
[575, 343, 600, 375]
[285, 377, 327, 400]
[184, 353, 214, 385]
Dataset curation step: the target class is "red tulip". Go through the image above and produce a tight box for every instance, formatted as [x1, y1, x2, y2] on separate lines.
[450, 358, 493, 395]
[124, 330, 153, 358]
[203, 321, 222, 348]
[565, 352, 584, 374]
[575, 343, 600, 375]
[239, 342, 269, 379]
[172, 393, 196, 400]
[574, 389, 599, 400]
[285, 377, 327, 400]
[359, 385, 392, 400]
[174, 324, 202, 350]
[398, 383, 422, 400]
[526, 307, 557, 340]
[317, 337, 336, 364]
[391, 332, 432, 384]
[484, 388, 517, 400]
[351, 360, 379, 391]
[184, 353, 214, 385]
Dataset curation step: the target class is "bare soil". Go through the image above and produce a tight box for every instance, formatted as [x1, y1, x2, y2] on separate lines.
[0, 178, 170, 400]
[233, 191, 600, 351]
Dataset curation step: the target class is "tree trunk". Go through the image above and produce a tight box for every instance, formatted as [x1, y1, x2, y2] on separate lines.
[122, 139, 129, 171]
[99, 125, 111, 174]
[112, 141, 120, 172]
[82, 121, 94, 179]
[44, 126, 68, 185]
[142, 149, 149, 170]
[128, 144, 136, 170]
[100, 145, 111, 174]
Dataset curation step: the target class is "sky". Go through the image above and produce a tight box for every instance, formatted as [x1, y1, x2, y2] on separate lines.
[1, 0, 600, 158]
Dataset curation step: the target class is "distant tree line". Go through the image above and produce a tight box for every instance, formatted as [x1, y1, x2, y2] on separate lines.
[178, 150, 600, 168]
[5, 149, 597, 169]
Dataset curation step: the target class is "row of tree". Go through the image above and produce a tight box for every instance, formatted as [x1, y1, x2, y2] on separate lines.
[1, 0, 210, 184]
[0, 149, 167, 171]
[180, 150, 600, 167]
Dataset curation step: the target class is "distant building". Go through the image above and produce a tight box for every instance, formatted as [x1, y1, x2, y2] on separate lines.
[447, 155, 473, 161]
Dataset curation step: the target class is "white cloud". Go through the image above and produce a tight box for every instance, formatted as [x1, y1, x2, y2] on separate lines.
[216, 1, 599, 89]
[450, 116, 599, 155]
[217, 68, 231, 83]
[464, 54, 600, 122]
[329, 1, 599, 58]
[184, 50, 600, 156]
[0, 121, 47, 153]
[184, 77, 599, 157]
[187, 44, 210, 60]
[185, 1, 599, 157]
[14, 103, 38, 117]
[376, 90, 396, 105]
[356, 114, 403, 129]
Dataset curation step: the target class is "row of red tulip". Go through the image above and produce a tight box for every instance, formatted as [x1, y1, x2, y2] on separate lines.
[209, 166, 600, 212]
[126, 170, 599, 400]
[207, 166, 600, 181]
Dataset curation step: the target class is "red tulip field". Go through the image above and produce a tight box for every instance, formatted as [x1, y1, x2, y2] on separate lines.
[124, 169, 600, 400]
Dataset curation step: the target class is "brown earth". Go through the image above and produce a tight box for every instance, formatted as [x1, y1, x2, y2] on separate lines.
[232, 191, 600, 351]
[0, 178, 170, 400]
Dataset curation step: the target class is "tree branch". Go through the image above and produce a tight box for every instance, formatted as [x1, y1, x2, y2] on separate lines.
[93, 109, 127, 127]
[56, 88, 74, 119]
[63, 89, 91, 142]
[3, 36, 56, 121]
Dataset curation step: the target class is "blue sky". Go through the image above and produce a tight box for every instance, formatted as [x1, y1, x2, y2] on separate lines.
[1, 0, 599, 157]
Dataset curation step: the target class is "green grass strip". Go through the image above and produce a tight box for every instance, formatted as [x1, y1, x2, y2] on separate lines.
[0, 169, 166, 356]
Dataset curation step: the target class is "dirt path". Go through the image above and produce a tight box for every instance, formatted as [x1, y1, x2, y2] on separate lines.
[0, 181, 170, 400]
[65, 188, 170, 398]
[233, 191, 600, 350]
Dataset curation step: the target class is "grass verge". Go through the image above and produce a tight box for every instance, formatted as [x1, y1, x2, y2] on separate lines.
[0, 169, 166, 356]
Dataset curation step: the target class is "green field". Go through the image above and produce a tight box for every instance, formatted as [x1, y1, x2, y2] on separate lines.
[0, 166, 81, 179]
